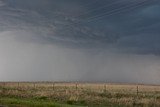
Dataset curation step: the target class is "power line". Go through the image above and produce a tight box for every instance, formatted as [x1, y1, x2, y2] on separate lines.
[72, 0, 151, 24]
[50, 0, 157, 45]
[85, 0, 153, 23]
[47, 0, 158, 47]
[73, 0, 129, 19]
[65, 0, 139, 24]
[60, 0, 156, 32]
[51, 0, 149, 24]
[84, 0, 147, 21]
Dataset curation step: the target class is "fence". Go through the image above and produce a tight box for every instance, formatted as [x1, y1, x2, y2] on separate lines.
[0, 82, 159, 106]
[0, 82, 159, 96]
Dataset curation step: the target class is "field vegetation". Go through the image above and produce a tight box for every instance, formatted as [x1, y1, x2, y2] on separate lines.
[0, 82, 160, 107]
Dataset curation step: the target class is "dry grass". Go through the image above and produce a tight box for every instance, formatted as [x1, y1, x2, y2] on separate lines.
[0, 82, 160, 106]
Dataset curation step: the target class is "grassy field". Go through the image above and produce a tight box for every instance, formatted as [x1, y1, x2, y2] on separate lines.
[0, 82, 160, 107]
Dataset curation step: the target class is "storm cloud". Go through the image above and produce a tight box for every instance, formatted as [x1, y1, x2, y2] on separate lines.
[0, 0, 160, 84]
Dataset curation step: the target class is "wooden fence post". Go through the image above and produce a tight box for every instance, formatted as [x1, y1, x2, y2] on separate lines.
[33, 83, 36, 89]
[65, 85, 68, 95]
[136, 85, 139, 96]
[53, 83, 55, 90]
[18, 82, 20, 89]
[104, 84, 107, 93]
[76, 83, 78, 91]
[3, 82, 5, 88]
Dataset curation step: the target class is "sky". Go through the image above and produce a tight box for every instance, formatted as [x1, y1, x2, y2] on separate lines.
[0, 0, 160, 84]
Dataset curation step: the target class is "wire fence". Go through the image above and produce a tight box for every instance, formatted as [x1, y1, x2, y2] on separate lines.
[0, 82, 159, 95]
[0, 82, 160, 106]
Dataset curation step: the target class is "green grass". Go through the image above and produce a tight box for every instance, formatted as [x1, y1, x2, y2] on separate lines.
[0, 97, 86, 107]
[0, 97, 125, 107]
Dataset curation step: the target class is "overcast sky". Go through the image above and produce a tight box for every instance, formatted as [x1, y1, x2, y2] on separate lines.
[0, 0, 160, 84]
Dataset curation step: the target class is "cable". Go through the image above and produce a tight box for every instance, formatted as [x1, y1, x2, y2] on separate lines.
[85, 0, 152, 23]
[74, 0, 129, 19]
[85, 0, 147, 21]
[61, 0, 156, 31]
[53, 0, 156, 45]
[65, 0, 144, 24]
[67, 0, 138, 23]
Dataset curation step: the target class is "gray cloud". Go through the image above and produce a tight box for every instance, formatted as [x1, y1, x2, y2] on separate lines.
[0, 0, 160, 84]
[0, 0, 5, 6]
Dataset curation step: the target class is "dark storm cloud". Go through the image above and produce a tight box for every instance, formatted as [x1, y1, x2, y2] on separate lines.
[0, 0, 160, 84]
[1, 0, 160, 52]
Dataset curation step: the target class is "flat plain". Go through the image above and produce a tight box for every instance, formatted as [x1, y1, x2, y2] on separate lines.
[0, 82, 160, 107]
